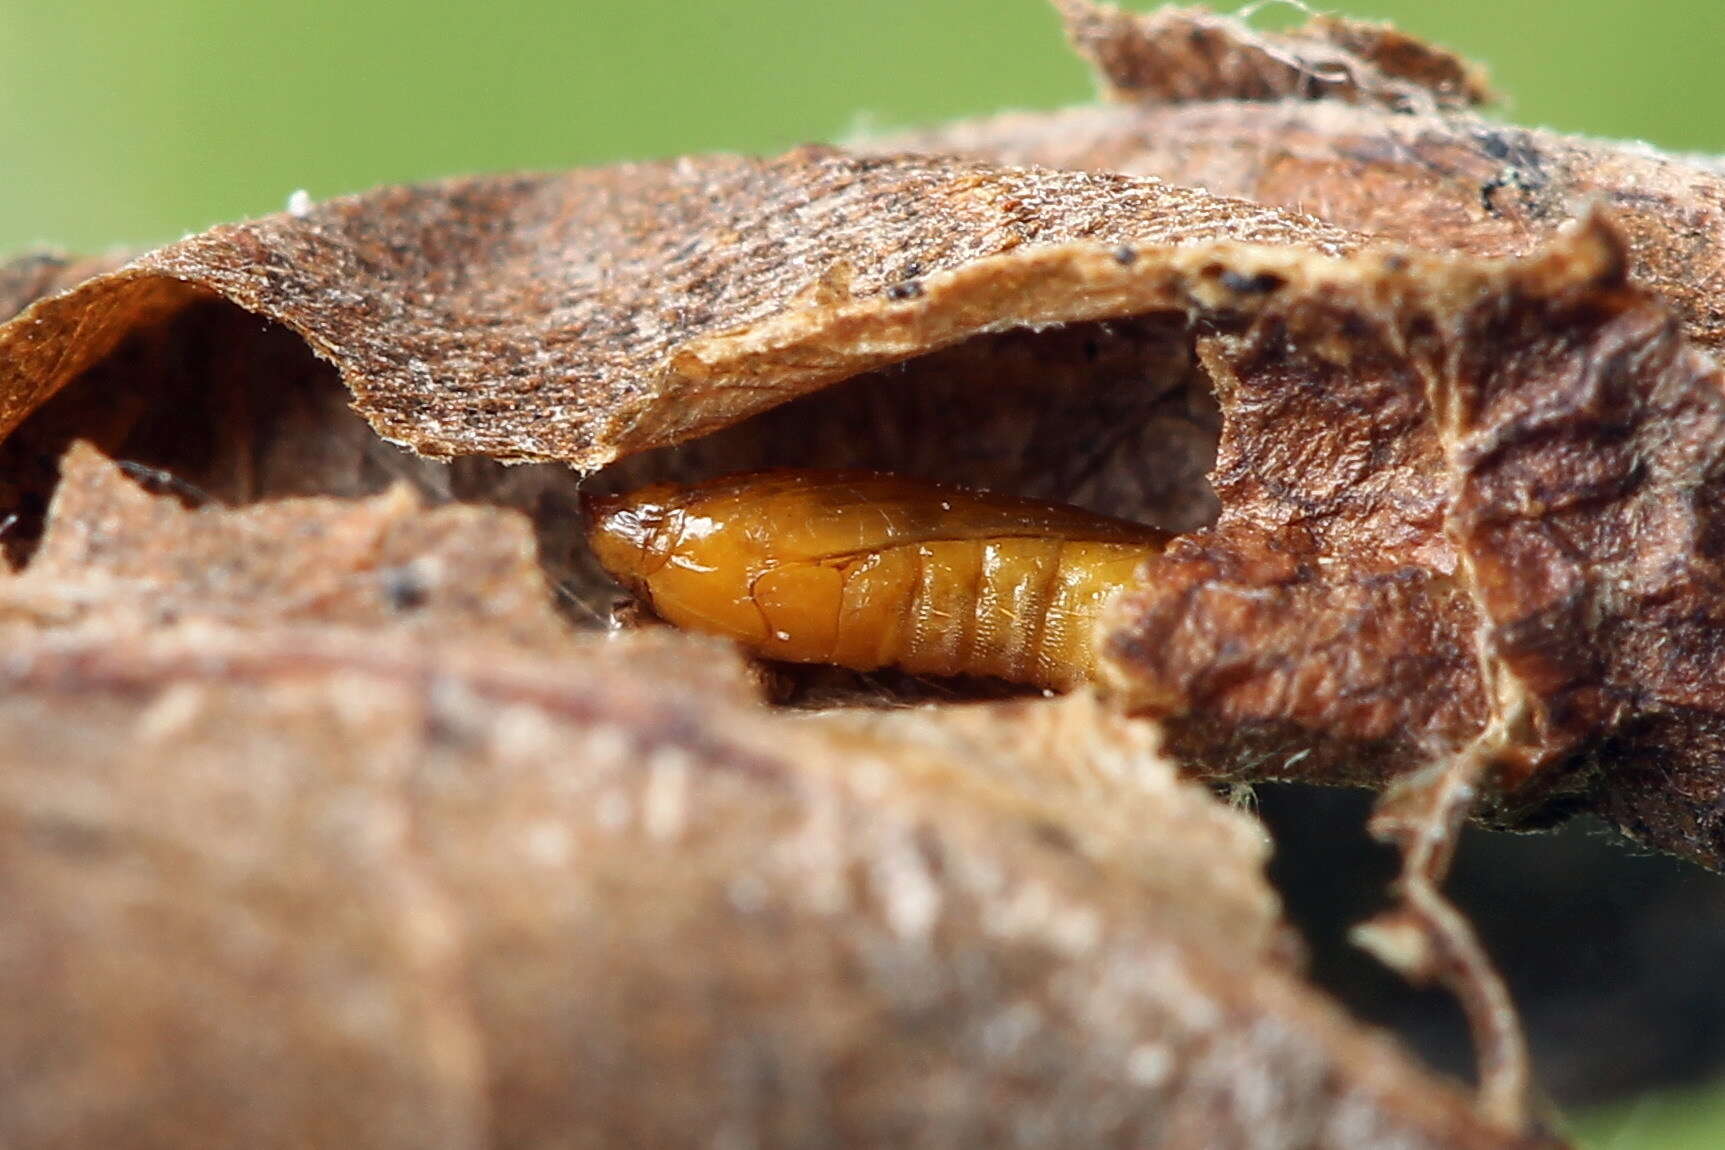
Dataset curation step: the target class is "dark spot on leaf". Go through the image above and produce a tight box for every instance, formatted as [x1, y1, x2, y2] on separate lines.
[1477, 131, 1513, 160]
[1220, 270, 1285, 295]
[1032, 819, 1078, 853]
[29, 814, 117, 860]
[380, 565, 430, 611]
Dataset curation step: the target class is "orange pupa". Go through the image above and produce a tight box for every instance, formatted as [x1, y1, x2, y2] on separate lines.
[583, 470, 1168, 691]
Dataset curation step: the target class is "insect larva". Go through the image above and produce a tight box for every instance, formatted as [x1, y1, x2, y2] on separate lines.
[583, 470, 1168, 691]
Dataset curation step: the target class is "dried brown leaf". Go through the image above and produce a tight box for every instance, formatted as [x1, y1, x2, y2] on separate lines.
[0, 152, 1357, 470]
[1051, 1, 1491, 112]
[877, 6, 1725, 869]
[5, 2, 1725, 1140]
[892, 78, 1725, 356]
[6, 118, 1724, 869]
[0, 250, 131, 324]
[3, 442, 572, 642]
[0, 623, 1551, 1149]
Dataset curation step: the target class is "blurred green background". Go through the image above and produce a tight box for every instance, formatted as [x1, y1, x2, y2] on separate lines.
[3, 1, 1723, 1146]
[1, 0, 1721, 254]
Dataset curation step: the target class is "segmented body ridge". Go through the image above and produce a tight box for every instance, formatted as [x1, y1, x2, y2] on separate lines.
[585, 470, 1167, 691]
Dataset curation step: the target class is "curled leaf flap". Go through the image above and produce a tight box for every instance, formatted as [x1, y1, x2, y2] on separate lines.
[0, 152, 1361, 470]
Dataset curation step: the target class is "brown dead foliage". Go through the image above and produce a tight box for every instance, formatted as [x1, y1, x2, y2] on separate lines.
[1050, 1, 1491, 112]
[905, 22, 1725, 357]
[4, 443, 575, 645]
[884, 4, 1725, 871]
[0, 152, 1355, 470]
[5, 0, 1725, 1143]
